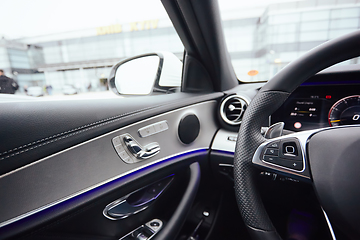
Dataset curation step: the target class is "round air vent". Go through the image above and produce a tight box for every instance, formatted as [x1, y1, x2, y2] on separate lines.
[220, 95, 249, 126]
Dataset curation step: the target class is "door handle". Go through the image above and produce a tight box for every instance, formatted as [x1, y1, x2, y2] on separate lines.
[138, 143, 160, 159]
[123, 135, 160, 159]
[105, 198, 148, 220]
[103, 176, 173, 220]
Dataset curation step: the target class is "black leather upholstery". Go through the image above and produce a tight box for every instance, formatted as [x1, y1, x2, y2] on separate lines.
[234, 91, 289, 234]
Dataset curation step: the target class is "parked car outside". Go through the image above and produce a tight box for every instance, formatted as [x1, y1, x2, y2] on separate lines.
[62, 85, 78, 95]
[26, 86, 43, 97]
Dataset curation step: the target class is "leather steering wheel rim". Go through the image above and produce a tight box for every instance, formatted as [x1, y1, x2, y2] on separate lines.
[234, 30, 360, 240]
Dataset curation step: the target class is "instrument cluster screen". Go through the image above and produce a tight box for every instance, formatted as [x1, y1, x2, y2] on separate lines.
[271, 77, 360, 132]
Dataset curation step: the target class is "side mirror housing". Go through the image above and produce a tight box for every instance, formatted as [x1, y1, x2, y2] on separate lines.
[109, 52, 182, 96]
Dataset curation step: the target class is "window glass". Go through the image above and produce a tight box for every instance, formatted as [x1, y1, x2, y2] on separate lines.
[329, 28, 358, 39]
[300, 20, 329, 31]
[269, 13, 301, 25]
[1, 0, 360, 92]
[331, 8, 360, 19]
[300, 31, 328, 41]
[301, 10, 330, 21]
[330, 18, 359, 29]
[0, 0, 183, 98]
[269, 24, 297, 35]
[219, 1, 360, 82]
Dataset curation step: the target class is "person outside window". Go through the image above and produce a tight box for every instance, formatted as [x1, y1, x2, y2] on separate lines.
[0, 70, 19, 94]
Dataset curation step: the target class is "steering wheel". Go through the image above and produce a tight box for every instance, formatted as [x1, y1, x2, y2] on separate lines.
[234, 30, 360, 240]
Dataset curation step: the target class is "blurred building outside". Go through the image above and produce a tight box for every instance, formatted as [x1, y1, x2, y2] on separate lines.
[0, 0, 359, 95]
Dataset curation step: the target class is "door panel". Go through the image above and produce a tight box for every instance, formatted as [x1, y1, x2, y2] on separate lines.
[25, 162, 200, 240]
[0, 92, 221, 175]
[0, 94, 221, 239]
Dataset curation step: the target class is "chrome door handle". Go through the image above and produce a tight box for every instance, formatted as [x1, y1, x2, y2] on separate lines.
[105, 198, 148, 220]
[138, 143, 160, 159]
[103, 176, 173, 220]
[123, 135, 160, 159]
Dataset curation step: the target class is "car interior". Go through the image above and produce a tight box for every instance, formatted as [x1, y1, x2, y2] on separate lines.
[1, 1, 360, 240]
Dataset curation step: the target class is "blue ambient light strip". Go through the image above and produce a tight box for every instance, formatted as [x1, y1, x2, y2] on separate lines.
[0, 148, 208, 230]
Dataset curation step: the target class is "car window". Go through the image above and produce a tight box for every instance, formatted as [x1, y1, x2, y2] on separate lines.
[1, 0, 359, 97]
[0, 0, 183, 99]
[219, 0, 360, 82]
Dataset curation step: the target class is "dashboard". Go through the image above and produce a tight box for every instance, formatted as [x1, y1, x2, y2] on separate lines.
[271, 68, 360, 132]
[211, 65, 360, 182]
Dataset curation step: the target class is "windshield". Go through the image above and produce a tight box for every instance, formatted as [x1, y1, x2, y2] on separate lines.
[219, 0, 360, 82]
[0, 0, 359, 99]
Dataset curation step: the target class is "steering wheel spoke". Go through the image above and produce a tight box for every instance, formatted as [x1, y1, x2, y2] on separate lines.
[252, 130, 316, 182]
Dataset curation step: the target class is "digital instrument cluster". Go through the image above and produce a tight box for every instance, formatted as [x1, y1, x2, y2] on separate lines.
[271, 73, 360, 132]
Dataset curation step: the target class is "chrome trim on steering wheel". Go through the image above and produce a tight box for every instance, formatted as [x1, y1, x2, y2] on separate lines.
[252, 125, 360, 181]
[252, 130, 316, 180]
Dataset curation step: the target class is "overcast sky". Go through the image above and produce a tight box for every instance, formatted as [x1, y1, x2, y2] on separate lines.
[0, 0, 296, 39]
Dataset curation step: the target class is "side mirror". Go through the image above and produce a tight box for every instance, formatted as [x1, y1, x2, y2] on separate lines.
[109, 52, 182, 95]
